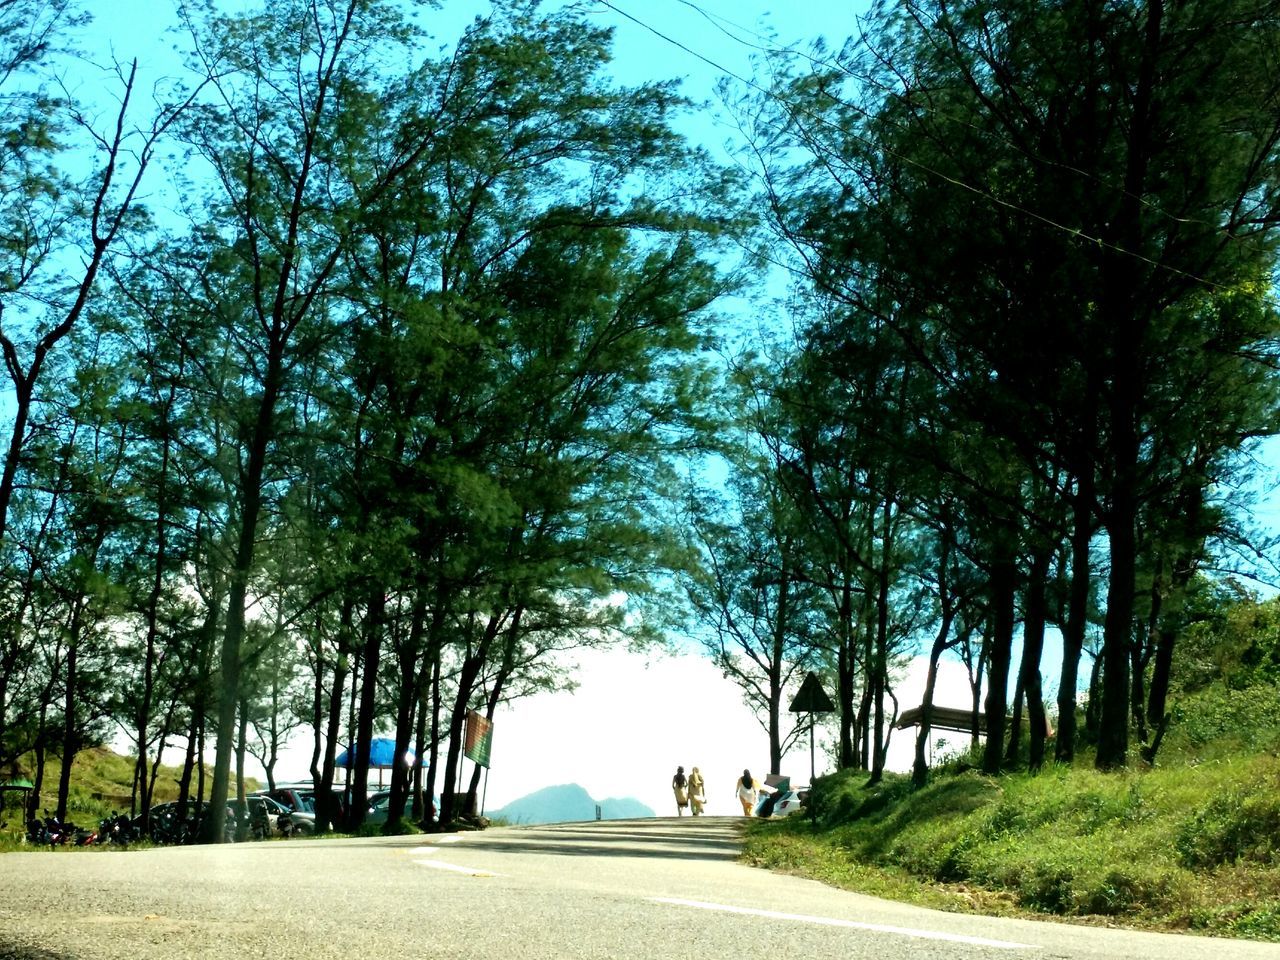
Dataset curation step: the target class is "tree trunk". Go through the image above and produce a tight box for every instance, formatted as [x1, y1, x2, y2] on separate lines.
[767, 571, 791, 776]
[1131, 581, 1160, 745]
[412, 671, 429, 822]
[1095, 0, 1163, 772]
[1097, 494, 1135, 769]
[385, 591, 432, 830]
[1057, 465, 1094, 763]
[836, 575, 856, 769]
[55, 608, 82, 824]
[1004, 670, 1026, 768]
[913, 625, 953, 786]
[1022, 549, 1050, 771]
[349, 587, 387, 831]
[465, 607, 525, 816]
[29, 712, 47, 822]
[869, 560, 891, 783]
[176, 709, 197, 817]
[438, 612, 504, 825]
[1085, 650, 1104, 742]
[307, 614, 326, 801]
[235, 697, 249, 840]
[316, 596, 355, 833]
[133, 420, 172, 840]
[423, 651, 442, 827]
[983, 553, 1016, 776]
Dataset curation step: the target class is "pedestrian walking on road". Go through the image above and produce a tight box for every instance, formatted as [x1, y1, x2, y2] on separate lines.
[736, 769, 758, 816]
[688, 767, 706, 816]
[672, 766, 689, 816]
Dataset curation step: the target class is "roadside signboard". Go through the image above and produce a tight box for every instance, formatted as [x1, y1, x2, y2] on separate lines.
[464, 710, 493, 768]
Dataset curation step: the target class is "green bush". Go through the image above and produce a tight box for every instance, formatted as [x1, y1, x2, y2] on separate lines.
[1176, 786, 1280, 868]
[808, 769, 913, 828]
[1168, 684, 1280, 751]
[1021, 862, 1074, 913]
[1079, 866, 1172, 915]
[1228, 903, 1280, 941]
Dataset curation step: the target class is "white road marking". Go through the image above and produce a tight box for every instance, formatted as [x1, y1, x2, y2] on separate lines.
[437, 835, 461, 844]
[649, 898, 1036, 950]
[413, 858, 503, 878]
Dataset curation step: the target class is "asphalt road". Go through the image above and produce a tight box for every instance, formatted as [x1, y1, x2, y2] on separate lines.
[1, 817, 1277, 960]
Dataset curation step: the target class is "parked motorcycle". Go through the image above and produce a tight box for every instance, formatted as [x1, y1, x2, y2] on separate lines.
[96, 812, 137, 846]
[28, 810, 77, 846]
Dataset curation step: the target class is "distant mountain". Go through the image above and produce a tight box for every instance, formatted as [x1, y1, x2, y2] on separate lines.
[599, 796, 652, 820]
[490, 783, 654, 825]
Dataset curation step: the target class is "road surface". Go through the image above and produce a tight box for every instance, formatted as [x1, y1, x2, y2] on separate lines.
[1, 817, 1276, 959]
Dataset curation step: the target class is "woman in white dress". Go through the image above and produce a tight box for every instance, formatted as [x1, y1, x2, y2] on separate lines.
[736, 769, 758, 816]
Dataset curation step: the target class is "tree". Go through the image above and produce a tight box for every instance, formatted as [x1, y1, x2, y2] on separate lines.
[683, 446, 819, 775]
[0, 0, 195, 765]
[746, 0, 1280, 775]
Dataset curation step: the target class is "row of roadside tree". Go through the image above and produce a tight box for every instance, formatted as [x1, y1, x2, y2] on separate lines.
[3, 0, 1280, 839]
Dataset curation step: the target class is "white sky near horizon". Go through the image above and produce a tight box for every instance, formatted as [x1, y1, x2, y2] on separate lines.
[62, 0, 1280, 813]
[249, 644, 979, 816]
[474, 646, 978, 814]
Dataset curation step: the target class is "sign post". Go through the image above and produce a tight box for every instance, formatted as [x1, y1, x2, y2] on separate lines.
[464, 710, 494, 816]
[788, 672, 835, 783]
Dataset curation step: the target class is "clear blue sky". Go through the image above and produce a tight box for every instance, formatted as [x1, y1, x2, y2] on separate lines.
[76, 0, 869, 152]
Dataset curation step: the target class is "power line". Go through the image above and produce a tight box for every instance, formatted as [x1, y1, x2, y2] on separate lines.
[679, 0, 1230, 235]
[594, 0, 1280, 302]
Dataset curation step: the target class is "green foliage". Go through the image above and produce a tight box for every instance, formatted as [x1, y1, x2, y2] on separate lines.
[1176, 779, 1280, 869]
[1163, 684, 1280, 755]
[1174, 586, 1280, 694]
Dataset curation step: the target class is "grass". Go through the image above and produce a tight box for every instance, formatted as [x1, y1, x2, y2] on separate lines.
[745, 692, 1280, 941]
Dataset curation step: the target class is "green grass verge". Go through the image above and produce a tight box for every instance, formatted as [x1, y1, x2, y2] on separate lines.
[744, 756, 1280, 941]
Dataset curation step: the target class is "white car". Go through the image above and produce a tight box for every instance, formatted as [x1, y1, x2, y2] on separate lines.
[771, 788, 808, 817]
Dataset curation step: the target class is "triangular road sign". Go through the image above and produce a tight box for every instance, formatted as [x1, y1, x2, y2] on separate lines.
[789, 672, 835, 713]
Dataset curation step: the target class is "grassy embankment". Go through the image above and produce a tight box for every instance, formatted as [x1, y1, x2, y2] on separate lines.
[0, 746, 250, 849]
[744, 683, 1280, 941]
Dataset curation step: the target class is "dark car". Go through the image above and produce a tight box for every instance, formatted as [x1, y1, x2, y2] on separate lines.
[365, 789, 436, 825]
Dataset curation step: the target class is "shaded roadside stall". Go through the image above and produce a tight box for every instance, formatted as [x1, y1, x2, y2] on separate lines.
[334, 738, 415, 791]
[0, 778, 34, 834]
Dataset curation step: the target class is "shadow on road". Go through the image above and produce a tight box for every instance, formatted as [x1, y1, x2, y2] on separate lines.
[457, 817, 745, 862]
[0, 942, 74, 960]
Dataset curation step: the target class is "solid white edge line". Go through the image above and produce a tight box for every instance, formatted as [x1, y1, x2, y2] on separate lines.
[413, 858, 503, 878]
[649, 898, 1036, 950]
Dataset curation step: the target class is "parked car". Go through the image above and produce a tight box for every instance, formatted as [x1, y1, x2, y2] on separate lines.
[254, 793, 303, 836]
[229, 797, 272, 840]
[771, 787, 809, 818]
[141, 801, 236, 843]
[364, 789, 436, 825]
[249, 786, 322, 833]
[231, 795, 300, 838]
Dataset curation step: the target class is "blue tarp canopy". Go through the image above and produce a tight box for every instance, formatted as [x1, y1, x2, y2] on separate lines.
[335, 738, 413, 770]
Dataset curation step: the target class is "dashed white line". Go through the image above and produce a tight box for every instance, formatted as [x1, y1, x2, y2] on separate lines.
[649, 898, 1036, 950]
